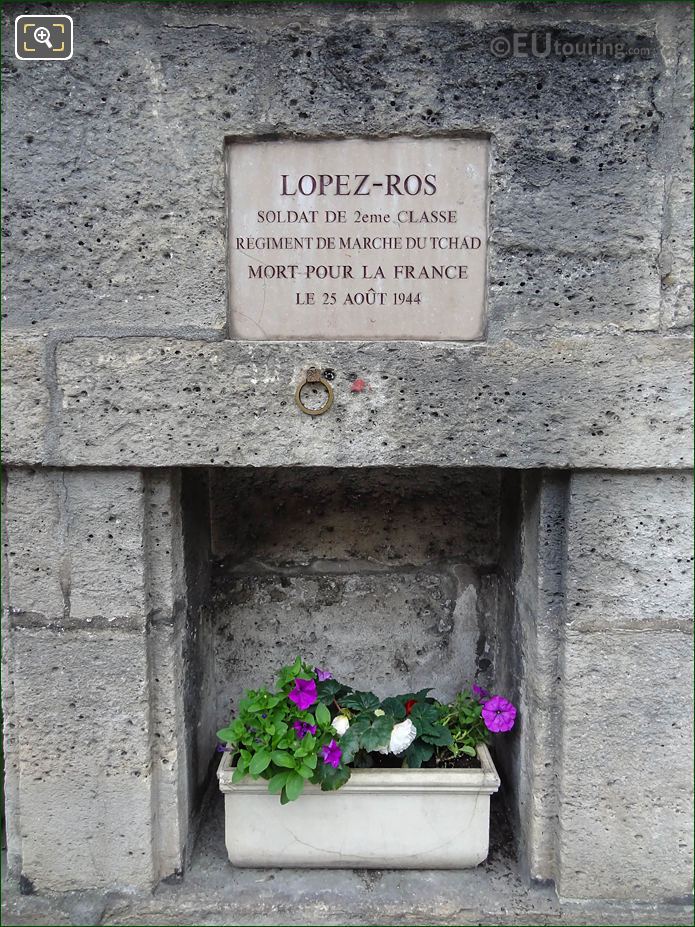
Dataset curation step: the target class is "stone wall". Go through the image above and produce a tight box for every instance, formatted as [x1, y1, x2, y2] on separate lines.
[1, 0, 693, 907]
[1, 468, 193, 890]
[207, 467, 501, 718]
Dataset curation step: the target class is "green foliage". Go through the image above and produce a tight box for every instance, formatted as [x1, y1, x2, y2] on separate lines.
[216, 657, 504, 805]
[340, 690, 381, 712]
[315, 678, 347, 704]
[313, 760, 351, 791]
[403, 739, 434, 768]
[438, 691, 490, 761]
[215, 658, 339, 805]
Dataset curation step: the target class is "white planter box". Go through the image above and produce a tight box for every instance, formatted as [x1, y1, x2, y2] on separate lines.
[217, 745, 500, 869]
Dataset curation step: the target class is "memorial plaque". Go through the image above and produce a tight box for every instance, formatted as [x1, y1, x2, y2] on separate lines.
[228, 137, 488, 341]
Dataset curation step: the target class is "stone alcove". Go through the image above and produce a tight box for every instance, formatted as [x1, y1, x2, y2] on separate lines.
[169, 465, 563, 887]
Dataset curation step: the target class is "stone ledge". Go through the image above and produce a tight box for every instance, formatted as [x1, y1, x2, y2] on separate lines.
[4, 333, 691, 469]
[2, 794, 693, 926]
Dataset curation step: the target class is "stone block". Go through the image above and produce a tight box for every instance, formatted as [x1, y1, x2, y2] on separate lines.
[557, 629, 693, 902]
[66, 470, 147, 622]
[44, 335, 693, 470]
[510, 474, 568, 884]
[566, 472, 694, 630]
[3, 468, 66, 619]
[3, 468, 192, 627]
[143, 470, 186, 622]
[1, 335, 50, 464]
[655, 2, 694, 332]
[488, 251, 661, 338]
[148, 624, 190, 881]
[209, 466, 500, 566]
[9, 628, 155, 892]
[3, 468, 147, 625]
[212, 570, 480, 718]
[2, 468, 193, 890]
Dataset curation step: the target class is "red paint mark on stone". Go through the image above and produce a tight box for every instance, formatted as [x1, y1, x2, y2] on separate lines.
[350, 378, 367, 393]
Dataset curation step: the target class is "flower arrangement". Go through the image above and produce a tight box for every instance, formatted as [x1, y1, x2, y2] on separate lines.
[216, 657, 517, 805]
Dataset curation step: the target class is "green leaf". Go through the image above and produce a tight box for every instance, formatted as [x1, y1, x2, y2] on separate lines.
[268, 770, 291, 794]
[216, 726, 236, 743]
[249, 751, 272, 776]
[270, 751, 295, 768]
[413, 687, 433, 700]
[379, 697, 407, 722]
[420, 724, 454, 747]
[232, 766, 248, 783]
[297, 764, 314, 779]
[462, 745, 477, 757]
[316, 679, 346, 702]
[295, 735, 315, 757]
[361, 715, 394, 752]
[315, 702, 331, 726]
[285, 771, 305, 801]
[336, 726, 361, 764]
[317, 763, 351, 791]
[341, 690, 380, 712]
[403, 740, 434, 768]
[409, 702, 441, 736]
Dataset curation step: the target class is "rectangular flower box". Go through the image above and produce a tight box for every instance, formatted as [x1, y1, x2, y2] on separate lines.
[217, 744, 500, 868]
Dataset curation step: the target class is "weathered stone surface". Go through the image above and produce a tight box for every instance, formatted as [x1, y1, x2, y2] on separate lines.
[4, 468, 147, 625]
[490, 251, 661, 337]
[2, 3, 689, 342]
[5, 334, 680, 469]
[209, 466, 499, 722]
[144, 470, 186, 621]
[66, 471, 147, 622]
[501, 473, 568, 886]
[9, 627, 155, 891]
[212, 570, 481, 718]
[486, 469, 694, 900]
[209, 466, 500, 565]
[566, 471, 694, 630]
[1, 335, 51, 464]
[655, 3, 695, 332]
[143, 471, 191, 881]
[3, 468, 66, 619]
[557, 628, 693, 902]
[2, 467, 194, 890]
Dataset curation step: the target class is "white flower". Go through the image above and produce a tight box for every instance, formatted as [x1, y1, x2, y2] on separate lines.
[377, 719, 418, 755]
[374, 708, 385, 717]
[331, 715, 350, 736]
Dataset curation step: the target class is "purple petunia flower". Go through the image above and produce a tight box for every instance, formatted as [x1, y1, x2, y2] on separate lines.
[288, 678, 318, 711]
[315, 667, 333, 682]
[293, 720, 317, 739]
[321, 739, 342, 769]
[472, 684, 490, 703]
[482, 695, 517, 733]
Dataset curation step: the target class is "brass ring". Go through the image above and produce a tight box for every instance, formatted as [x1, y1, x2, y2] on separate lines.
[294, 368, 334, 416]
